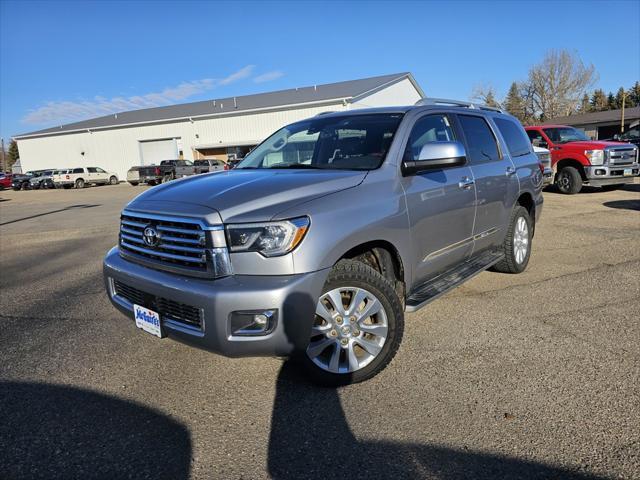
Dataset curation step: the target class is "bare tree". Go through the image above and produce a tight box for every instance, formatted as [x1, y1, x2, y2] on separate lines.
[470, 84, 501, 108]
[527, 49, 597, 121]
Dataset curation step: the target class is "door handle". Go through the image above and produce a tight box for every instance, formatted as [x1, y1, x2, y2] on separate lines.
[458, 177, 475, 190]
[506, 166, 517, 176]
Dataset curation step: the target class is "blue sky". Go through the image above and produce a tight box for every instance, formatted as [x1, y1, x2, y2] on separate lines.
[1, 0, 639, 140]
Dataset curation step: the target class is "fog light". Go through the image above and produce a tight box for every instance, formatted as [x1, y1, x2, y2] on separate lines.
[595, 169, 606, 176]
[229, 310, 277, 336]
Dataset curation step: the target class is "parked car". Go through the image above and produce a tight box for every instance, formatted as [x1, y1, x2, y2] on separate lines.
[127, 160, 196, 186]
[194, 159, 225, 174]
[533, 146, 553, 187]
[29, 170, 55, 190]
[526, 125, 639, 193]
[52, 167, 119, 189]
[604, 126, 640, 148]
[11, 171, 40, 190]
[0, 173, 12, 190]
[104, 99, 543, 386]
[224, 158, 242, 170]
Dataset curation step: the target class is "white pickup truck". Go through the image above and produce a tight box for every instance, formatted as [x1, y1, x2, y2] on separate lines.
[52, 167, 119, 189]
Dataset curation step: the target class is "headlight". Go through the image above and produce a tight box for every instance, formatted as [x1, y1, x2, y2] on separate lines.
[226, 217, 309, 257]
[585, 150, 604, 165]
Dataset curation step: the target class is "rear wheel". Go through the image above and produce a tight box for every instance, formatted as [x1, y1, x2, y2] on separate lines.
[147, 180, 157, 186]
[556, 166, 582, 194]
[128, 182, 139, 187]
[300, 260, 403, 386]
[493, 206, 532, 274]
[75, 178, 85, 189]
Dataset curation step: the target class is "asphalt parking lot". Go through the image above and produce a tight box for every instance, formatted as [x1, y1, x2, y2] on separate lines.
[0, 182, 638, 480]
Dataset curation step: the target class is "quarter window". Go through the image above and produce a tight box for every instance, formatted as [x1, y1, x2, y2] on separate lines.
[458, 115, 500, 163]
[87, 167, 97, 173]
[73, 168, 84, 174]
[494, 118, 531, 157]
[405, 114, 456, 161]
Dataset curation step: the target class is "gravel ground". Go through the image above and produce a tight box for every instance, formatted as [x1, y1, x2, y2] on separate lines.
[0, 181, 638, 480]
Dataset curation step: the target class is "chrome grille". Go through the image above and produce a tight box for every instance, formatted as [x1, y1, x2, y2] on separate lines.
[607, 146, 637, 166]
[118, 211, 225, 278]
[112, 280, 203, 330]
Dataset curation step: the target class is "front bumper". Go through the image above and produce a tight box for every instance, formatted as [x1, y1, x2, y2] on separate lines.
[103, 246, 329, 357]
[583, 163, 639, 186]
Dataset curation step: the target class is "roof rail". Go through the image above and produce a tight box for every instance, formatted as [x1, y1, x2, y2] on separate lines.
[315, 111, 337, 116]
[415, 97, 503, 113]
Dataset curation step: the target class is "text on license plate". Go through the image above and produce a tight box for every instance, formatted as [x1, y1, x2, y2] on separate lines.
[134, 304, 162, 338]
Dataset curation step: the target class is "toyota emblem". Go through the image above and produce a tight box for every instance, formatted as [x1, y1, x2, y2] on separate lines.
[143, 226, 160, 247]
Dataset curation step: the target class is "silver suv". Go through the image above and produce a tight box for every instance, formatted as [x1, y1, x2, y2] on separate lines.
[104, 99, 544, 385]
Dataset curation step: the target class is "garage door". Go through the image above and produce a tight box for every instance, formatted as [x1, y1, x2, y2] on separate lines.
[139, 139, 179, 165]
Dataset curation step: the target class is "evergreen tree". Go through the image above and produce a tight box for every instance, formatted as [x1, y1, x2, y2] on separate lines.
[590, 89, 608, 111]
[607, 92, 616, 110]
[7, 140, 19, 168]
[579, 93, 591, 113]
[484, 90, 500, 108]
[614, 87, 626, 110]
[627, 81, 640, 107]
[504, 82, 527, 122]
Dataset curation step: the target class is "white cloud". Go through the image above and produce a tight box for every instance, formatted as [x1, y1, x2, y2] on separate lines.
[21, 66, 255, 125]
[253, 70, 284, 83]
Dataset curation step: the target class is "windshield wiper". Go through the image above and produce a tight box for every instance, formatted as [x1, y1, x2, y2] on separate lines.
[268, 164, 323, 169]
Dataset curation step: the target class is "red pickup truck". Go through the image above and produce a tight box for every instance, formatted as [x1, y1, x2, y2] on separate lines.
[525, 125, 639, 194]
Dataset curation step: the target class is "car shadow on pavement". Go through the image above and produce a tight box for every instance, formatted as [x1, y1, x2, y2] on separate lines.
[0, 204, 101, 226]
[0, 381, 191, 480]
[602, 199, 640, 211]
[267, 361, 605, 480]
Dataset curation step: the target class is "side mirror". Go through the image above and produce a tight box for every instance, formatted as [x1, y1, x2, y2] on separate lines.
[402, 141, 467, 175]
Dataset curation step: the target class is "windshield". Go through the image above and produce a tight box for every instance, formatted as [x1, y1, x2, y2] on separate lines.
[543, 127, 590, 144]
[236, 113, 404, 170]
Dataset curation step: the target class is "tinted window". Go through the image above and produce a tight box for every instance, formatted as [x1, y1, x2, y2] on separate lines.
[458, 115, 500, 163]
[405, 114, 456, 161]
[526, 129, 545, 145]
[87, 167, 97, 173]
[494, 118, 531, 157]
[73, 168, 84, 174]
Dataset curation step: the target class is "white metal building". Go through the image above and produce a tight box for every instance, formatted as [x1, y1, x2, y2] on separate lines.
[14, 73, 424, 179]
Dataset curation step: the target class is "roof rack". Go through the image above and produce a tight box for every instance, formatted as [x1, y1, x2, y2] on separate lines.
[415, 97, 503, 113]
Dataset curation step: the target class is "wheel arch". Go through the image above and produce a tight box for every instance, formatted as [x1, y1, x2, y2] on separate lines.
[336, 240, 406, 291]
[555, 158, 587, 181]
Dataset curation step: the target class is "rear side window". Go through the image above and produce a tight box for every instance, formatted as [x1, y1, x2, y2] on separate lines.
[458, 115, 500, 164]
[73, 168, 84, 174]
[494, 118, 531, 157]
[87, 167, 97, 173]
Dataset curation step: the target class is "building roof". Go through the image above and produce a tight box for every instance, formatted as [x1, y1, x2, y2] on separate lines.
[15, 72, 424, 139]
[543, 106, 640, 126]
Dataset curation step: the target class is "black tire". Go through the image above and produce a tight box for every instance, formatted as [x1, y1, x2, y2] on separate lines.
[75, 178, 85, 189]
[493, 206, 532, 274]
[556, 166, 582, 194]
[109, 176, 118, 185]
[147, 180, 157, 186]
[299, 259, 404, 387]
[128, 182, 139, 187]
[601, 184, 624, 191]
[63, 185, 72, 189]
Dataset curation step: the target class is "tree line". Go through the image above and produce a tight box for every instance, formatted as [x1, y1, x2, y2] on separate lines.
[473, 49, 639, 126]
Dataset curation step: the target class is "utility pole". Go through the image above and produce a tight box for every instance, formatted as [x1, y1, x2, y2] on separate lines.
[621, 91, 626, 133]
[0, 138, 5, 172]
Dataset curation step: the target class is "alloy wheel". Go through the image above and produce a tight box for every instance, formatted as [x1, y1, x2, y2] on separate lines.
[514, 216, 529, 264]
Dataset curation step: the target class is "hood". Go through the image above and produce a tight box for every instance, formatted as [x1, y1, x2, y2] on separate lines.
[128, 169, 367, 223]
[556, 140, 634, 150]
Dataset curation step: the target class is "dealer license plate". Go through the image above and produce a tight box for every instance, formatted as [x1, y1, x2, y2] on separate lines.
[623, 168, 633, 176]
[134, 304, 162, 338]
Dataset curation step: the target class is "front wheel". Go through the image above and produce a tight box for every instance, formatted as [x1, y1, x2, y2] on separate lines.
[128, 182, 139, 187]
[300, 260, 404, 386]
[556, 166, 582, 194]
[109, 176, 118, 185]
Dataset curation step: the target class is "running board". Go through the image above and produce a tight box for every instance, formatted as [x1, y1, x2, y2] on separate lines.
[405, 250, 504, 312]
